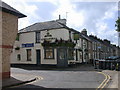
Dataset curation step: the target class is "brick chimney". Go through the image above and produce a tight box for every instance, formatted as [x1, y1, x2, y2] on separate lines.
[56, 19, 66, 25]
[56, 15, 66, 25]
[81, 28, 87, 35]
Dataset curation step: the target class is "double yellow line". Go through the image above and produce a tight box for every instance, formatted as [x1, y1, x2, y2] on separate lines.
[8, 74, 43, 88]
[96, 72, 110, 90]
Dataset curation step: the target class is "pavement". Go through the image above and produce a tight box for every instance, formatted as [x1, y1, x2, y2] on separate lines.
[103, 70, 118, 88]
[1, 73, 39, 89]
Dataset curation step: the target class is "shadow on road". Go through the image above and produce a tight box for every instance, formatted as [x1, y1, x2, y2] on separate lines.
[11, 64, 97, 71]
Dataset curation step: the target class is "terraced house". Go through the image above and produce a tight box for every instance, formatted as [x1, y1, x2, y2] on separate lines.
[11, 19, 84, 67]
[11, 19, 120, 67]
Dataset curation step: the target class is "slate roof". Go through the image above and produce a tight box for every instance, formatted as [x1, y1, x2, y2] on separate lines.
[19, 19, 80, 33]
[89, 35, 102, 43]
[0, 1, 26, 18]
[80, 33, 93, 42]
[19, 20, 65, 33]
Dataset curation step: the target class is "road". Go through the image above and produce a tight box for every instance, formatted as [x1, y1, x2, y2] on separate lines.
[10, 67, 106, 89]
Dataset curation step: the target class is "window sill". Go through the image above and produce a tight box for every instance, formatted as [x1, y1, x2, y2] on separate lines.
[27, 60, 32, 61]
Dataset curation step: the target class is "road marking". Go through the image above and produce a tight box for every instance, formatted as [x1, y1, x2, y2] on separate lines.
[96, 72, 110, 90]
[8, 73, 43, 88]
[100, 74, 110, 89]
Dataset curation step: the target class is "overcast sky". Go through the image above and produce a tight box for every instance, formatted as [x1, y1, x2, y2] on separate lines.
[2, 0, 119, 45]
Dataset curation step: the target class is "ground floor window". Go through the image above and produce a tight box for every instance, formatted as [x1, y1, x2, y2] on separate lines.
[67, 49, 74, 60]
[79, 52, 82, 59]
[26, 49, 32, 61]
[44, 48, 54, 59]
[17, 54, 21, 61]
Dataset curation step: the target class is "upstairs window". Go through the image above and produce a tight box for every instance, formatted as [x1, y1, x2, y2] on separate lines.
[36, 31, 40, 43]
[69, 31, 71, 40]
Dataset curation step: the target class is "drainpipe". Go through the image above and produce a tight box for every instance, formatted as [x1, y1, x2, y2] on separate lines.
[76, 40, 78, 61]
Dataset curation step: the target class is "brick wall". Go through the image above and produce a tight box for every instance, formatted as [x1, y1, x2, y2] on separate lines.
[0, 11, 18, 79]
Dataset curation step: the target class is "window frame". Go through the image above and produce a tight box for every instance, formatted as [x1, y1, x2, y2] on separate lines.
[26, 49, 32, 61]
[67, 48, 74, 60]
[44, 48, 54, 59]
[36, 31, 41, 43]
[17, 54, 21, 61]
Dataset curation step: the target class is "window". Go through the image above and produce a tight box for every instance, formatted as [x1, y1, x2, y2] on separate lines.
[17, 54, 21, 61]
[67, 49, 74, 60]
[44, 48, 54, 59]
[69, 31, 71, 40]
[36, 31, 40, 43]
[27, 49, 32, 61]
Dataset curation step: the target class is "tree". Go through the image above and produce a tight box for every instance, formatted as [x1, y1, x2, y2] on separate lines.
[115, 17, 120, 32]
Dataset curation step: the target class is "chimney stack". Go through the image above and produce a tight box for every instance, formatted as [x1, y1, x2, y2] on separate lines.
[59, 15, 61, 20]
[81, 28, 87, 35]
[104, 39, 111, 44]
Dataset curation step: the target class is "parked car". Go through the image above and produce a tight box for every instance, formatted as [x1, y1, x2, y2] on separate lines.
[106, 56, 120, 60]
[105, 56, 120, 70]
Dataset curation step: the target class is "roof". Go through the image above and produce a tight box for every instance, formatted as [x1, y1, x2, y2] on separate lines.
[89, 35, 102, 43]
[0, 1, 26, 18]
[19, 19, 80, 33]
[80, 33, 92, 42]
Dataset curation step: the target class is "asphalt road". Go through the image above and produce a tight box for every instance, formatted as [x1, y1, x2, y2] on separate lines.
[11, 67, 105, 89]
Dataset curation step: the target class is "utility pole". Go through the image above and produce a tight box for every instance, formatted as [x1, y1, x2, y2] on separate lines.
[66, 12, 69, 20]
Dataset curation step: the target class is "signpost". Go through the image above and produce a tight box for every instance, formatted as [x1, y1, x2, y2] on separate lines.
[73, 33, 79, 40]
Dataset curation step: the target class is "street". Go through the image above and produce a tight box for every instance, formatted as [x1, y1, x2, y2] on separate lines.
[8, 64, 115, 89]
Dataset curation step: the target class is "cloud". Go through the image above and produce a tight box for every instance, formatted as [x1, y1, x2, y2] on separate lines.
[2, 0, 41, 29]
[52, 0, 85, 28]
[2, 0, 119, 45]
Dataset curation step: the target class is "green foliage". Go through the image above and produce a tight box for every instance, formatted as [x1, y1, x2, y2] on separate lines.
[115, 17, 120, 32]
[41, 42, 76, 48]
[16, 34, 19, 41]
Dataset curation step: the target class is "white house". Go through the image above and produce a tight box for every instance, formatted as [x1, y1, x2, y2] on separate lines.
[10, 19, 83, 67]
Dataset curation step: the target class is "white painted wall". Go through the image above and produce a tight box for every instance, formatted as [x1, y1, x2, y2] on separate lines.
[20, 32, 35, 44]
[11, 28, 76, 65]
[41, 28, 70, 41]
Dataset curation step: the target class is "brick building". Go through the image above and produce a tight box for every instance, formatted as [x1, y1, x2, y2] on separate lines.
[0, 1, 26, 78]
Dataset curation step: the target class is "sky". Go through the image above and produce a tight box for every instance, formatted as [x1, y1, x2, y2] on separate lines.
[2, 0, 119, 45]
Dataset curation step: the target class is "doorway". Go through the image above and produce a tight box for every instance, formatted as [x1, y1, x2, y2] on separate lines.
[36, 49, 41, 65]
[57, 48, 68, 67]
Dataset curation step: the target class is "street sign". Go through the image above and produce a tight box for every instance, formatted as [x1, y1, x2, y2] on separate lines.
[73, 33, 79, 40]
[22, 43, 34, 48]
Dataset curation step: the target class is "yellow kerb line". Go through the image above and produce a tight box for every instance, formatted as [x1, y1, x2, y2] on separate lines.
[100, 74, 110, 89]
[96, 72, 110, 90]
[9, 74, 43, 88]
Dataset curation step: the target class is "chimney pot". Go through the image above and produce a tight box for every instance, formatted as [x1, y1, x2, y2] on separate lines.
[59, 15, 61, 20]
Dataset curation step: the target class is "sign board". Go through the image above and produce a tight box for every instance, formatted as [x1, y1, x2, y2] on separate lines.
[22, 43, 34, 48]
[73, 33, 79, 40]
